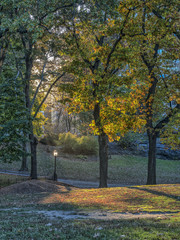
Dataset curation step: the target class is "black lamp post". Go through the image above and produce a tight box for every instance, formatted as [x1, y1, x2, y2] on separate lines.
[53, 150, 58, 181]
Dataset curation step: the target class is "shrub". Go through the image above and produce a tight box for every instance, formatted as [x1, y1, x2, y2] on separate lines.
[40, 134, 59, 146]
[117, 132, 138, 149]
[59, 132, 98, 155]
[58, 133, 68, 145]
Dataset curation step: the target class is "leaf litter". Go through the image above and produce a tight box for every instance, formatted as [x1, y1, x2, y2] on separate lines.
[0, 180, 179, 221]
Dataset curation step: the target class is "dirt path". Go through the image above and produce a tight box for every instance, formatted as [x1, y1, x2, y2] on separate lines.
[1, 207, 174, 221]
[34, 210, 175, 221]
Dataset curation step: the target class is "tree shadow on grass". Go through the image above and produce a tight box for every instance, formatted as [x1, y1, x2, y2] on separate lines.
[128, 186, 180, 201]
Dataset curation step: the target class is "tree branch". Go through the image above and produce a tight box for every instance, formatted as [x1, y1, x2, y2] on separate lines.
[30, 61, 47, 109]
[145, 73, 158, 103]
[156, 66, 174, 109]
[39, 3, 74, 21]
[33, 72, 65, 119]
[155, 103, 180, 130]
[151, 8, 180, 40]
[72, 18, 94, 72]
[104, 9, 131, 73]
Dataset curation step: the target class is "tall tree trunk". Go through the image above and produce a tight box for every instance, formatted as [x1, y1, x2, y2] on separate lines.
[19, 141, 28, 171]
[93, 102, 108, 188]
[98, 133, 108, 188]
[147, 130, 157, 185]
[22, 39, 36, 178]
[30, 132, 38, 179]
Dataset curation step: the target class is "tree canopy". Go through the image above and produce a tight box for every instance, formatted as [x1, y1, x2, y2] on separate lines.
[0, 0, 179, 186]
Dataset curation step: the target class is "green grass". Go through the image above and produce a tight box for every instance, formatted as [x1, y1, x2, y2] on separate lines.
[0, 174, 28, 188]
[0, 144, 179, 184]
[0, 183, 180, 240]
[0, 210, 179, 240]
[1, 182, 179, 213]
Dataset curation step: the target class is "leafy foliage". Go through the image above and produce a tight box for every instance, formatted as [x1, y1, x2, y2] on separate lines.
[160, 113, 180, 150]
[59, 132, 98, 155]
[40, 133, 59, 146]
[60, 0, 146, 142]
[0, 74, 30, 162]
[117, 132, 138, 149]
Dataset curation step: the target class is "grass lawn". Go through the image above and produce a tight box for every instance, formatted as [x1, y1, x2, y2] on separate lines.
[0, 211, 179, 240]
[0, 144, 179, 185]
[0, 181, 180, 239]
[0, 174, 29, 188]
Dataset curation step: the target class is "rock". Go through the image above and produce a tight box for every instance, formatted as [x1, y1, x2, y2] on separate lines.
[108, 137, 180, 160]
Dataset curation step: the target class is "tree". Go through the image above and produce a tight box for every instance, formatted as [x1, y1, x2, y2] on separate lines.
[130, 0, 179, 184]
[0, 0, 73, 177]
[0, 65, 29, 163]
[60, 0, 145, 187]
[0, 4, 30, 163]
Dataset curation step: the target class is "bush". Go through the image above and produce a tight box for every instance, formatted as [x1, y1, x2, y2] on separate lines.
[40, 134, 59, 146]
[117, 132, 138, 149]
[59, 132, 98, 155]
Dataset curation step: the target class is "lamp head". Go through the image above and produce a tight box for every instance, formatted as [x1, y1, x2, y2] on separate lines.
[53, 150, 58, 157]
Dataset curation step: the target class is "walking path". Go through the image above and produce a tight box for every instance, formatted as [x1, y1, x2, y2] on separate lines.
[0, 170, 134, 188]
[1, 207, 173, 220]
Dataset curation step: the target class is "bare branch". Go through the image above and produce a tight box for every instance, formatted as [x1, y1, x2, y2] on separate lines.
[30, 61, 47, 109]
[33, 72, 65, 119]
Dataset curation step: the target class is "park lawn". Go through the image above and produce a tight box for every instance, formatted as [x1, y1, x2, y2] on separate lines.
[0, 182, 180, 240]
[0, 182, 179, 213]
[0, 143, 179, 184]
[39, 184, 180, 213]
[0, 210, 179, 240]
[0, 174, 28, 188]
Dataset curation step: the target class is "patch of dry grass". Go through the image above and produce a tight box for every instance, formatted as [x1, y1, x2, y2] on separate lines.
[39, 184, 180, 213]
[1, 180, 179, 214]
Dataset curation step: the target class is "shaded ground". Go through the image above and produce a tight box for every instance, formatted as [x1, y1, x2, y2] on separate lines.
[0, 180, 180, 239]
[0, 180, 179, 220]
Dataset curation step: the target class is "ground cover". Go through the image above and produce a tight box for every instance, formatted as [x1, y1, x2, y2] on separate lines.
[0, 174, 28, 188]
[0, 210, 179, 240]
[0, 144, 179, 185]
[0, 180, 179, 239]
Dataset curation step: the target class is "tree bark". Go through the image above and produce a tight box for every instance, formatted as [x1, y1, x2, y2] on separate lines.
[146, 130, 157, 185]
[93, 102, 108, 188]
[19, 141, 28, 171]
[98, 133, 108, 188]
[30, 132, 38, 179]
[22, 37, 37, 178]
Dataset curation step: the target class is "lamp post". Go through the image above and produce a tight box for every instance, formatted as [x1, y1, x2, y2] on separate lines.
[53, 150, 58, 181]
